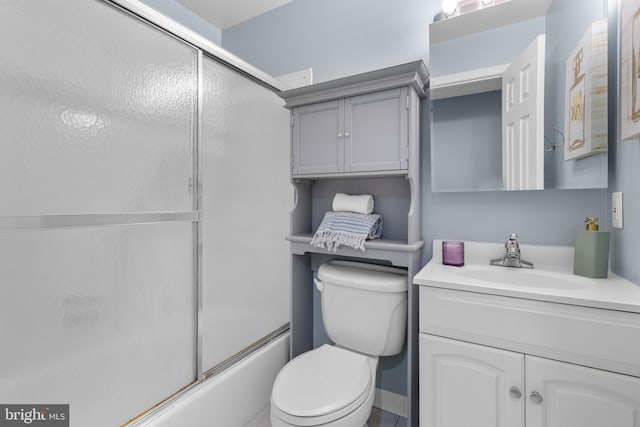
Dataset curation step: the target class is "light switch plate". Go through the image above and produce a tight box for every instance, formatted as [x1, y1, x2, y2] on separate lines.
[612, 192, 623, 229]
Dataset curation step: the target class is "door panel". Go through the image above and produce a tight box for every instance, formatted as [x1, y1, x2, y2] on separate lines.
[201, 56, 291, 371]
[0, 223, 195, 427]
[346, 88, 408, 172]
[420, 335, 524, 427]
[502, 34, 545, 190]
[526, 356, 640, 427]
[0, 0, 196, 215]
[292, 100, 343, 175]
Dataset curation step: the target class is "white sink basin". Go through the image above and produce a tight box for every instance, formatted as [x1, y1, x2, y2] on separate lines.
[454, 265, 589, 289]
[413, 240, 640, 314]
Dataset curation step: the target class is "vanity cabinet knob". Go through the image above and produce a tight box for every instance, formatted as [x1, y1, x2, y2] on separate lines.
[337, 133, 344, 138]
[530, 391, 544, 404]
[344, 132, 351, 137]
[509, 386, 522, 399]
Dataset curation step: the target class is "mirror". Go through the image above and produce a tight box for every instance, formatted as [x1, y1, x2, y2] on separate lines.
[429, 0, 609, 191]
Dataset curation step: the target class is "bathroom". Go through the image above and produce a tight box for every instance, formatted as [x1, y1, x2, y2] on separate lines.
[1, 0, 638, 426]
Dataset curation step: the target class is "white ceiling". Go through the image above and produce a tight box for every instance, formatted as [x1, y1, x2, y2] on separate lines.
[175, 0, 293, 30]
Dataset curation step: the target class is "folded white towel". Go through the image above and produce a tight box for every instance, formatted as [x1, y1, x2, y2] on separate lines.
[332, 193, 374, 215]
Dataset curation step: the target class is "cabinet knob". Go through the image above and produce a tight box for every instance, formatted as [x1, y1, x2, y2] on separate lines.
[337, 133, 343, 138]
[530, 391, 543, 404]
[344, 132, 351, 137]
[509, 386, 522, 399]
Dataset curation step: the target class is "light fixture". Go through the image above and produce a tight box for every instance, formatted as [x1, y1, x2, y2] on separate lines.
[441, 0, 458, 16]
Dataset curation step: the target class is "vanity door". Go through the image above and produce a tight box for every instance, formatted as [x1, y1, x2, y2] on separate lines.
[526, 356, 640, 427]
[419, 334, 525, 427]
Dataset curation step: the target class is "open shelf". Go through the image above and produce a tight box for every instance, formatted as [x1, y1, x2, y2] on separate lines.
[287, 233, 424, 267]
[430, 64, 507, 100]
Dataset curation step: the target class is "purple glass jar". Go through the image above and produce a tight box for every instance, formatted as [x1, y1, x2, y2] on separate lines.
[442, 240, 464, 267]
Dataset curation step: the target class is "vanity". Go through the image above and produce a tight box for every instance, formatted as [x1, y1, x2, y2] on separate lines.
[413, 240, 640, 427]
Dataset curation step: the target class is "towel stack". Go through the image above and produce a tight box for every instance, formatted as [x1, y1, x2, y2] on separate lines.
[310, 193, 383, 252]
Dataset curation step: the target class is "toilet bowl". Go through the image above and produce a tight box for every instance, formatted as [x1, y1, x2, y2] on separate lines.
[270, 345, 377, 427]
[270, 260, 408, 427]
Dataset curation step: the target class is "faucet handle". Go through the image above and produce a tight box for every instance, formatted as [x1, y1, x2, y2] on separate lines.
[509, 233, 518, 241]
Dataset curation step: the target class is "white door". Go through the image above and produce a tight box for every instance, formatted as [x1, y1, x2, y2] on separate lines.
[502, 34, 545, 190]
[526, 356, 640, 427]
[419, 335, 525, 427]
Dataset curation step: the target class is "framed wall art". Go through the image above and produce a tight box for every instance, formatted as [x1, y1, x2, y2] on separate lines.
[565, 19, 608, 160]
[621, 0, 640, 140]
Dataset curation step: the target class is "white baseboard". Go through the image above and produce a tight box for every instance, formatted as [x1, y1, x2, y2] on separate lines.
[373, 388, 407, 418]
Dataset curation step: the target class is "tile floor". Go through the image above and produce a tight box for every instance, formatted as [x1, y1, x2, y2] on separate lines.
[246, 406, 407, 427]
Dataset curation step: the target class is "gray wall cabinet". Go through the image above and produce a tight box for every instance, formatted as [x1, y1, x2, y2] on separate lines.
[279, 61, 429, 426]
[292, 88, 409, 176]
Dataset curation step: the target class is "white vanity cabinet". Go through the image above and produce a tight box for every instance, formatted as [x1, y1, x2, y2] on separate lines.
[420, 334, 640, 427]
[417, 285, 640, 427]
[292, 88, 409, 176]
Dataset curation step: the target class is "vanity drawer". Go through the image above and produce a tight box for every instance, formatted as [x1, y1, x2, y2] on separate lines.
[419, 286, 640, 377]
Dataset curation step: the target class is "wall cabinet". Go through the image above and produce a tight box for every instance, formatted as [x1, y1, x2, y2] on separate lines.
[292, 88, 409, 176]
[418, 286, 640, 427]
[279, 61, 429, 426]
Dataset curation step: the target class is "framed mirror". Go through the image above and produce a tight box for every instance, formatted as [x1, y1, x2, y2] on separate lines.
[429, 0, 609, 192]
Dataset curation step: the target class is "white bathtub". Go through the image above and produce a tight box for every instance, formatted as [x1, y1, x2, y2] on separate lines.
[136, 333, 290, 427]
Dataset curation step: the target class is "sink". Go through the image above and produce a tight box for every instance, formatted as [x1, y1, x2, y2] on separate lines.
[414, 240, 640, 313]
[454, 265, 590, 289]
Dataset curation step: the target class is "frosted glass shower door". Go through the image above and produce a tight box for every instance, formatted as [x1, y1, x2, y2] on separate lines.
[0, 1, 198, 426]
[0, 224, 196, 426]
[0, 1, 196, 216]
[201, 56, 291, 370]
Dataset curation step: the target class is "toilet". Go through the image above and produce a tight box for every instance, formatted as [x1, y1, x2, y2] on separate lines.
[271, 260, 408, 427]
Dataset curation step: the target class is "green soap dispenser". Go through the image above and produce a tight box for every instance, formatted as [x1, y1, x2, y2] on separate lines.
[573, 217, 610, 278]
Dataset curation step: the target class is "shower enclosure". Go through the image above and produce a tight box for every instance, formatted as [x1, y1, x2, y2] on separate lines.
[0, 1, 291, 425]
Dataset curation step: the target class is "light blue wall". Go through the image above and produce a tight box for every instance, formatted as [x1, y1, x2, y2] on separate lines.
[139, 0, 222, 46]
[608, 0, 640, 284]
[544, 0, 608, 189]
[220, 0, 636, 396]
[222, 0, 432, 83]
[429, 16, 546, 76]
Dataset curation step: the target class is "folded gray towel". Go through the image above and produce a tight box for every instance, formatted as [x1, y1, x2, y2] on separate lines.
[310, 211, 383, 252]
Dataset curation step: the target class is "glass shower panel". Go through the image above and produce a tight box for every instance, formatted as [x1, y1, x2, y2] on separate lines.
[0, 0, 196, 216]
[0, 222, 195, 427]
[201, 56, 292, 370]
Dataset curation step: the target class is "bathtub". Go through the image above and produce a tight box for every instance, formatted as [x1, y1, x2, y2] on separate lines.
[134, 333, 290, 427]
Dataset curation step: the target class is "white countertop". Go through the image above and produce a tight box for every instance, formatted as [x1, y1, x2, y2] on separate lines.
[413, 240, 640, 314]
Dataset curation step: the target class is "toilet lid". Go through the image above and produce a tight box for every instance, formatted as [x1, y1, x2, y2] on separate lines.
[272, 345, 372, 419]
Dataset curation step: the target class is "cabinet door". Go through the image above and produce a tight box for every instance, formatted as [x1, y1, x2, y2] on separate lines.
[292, 100, 343, 176]
[345, 88, 408, 173]
[526, 356, 640, 427]
[420, 335, 524, 427]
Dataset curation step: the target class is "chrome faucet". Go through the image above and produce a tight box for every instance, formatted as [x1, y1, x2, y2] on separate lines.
[490, 234, 534, 268]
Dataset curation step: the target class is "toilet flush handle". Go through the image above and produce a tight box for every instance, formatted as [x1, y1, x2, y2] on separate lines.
[313, 278, 325, 292]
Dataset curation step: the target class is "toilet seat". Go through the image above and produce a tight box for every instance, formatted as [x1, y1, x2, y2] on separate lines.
[271, 345, 374, 426]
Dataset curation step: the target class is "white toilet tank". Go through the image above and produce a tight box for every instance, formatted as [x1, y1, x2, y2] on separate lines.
[316, 260, 408, 356]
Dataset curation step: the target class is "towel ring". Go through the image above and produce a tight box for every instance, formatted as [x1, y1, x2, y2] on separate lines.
[544, 126, 565, 152]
